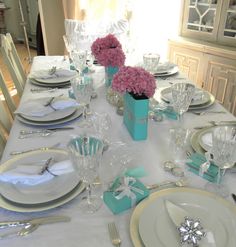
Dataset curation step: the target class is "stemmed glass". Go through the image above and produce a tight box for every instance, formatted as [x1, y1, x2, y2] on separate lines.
[71, 75, 93, 127]
[205, 126, 236, 197]
[67, 135, 104, 213]
[70, 49, 87, 75]
[171, 82, 195, 125]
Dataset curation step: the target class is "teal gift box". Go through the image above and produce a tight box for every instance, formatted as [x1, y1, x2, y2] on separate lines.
[103, 177, 149, 214]
[123, 93, 149, 141]
[186, 153, 219, 182]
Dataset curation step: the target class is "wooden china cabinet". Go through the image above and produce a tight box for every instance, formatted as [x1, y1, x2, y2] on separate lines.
[168, 0, 236, 116]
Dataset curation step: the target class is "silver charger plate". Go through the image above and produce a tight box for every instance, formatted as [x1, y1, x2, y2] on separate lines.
[19, 107, 77, 123]
[0, 149, 79, 205]
[16, 107, 83, 126]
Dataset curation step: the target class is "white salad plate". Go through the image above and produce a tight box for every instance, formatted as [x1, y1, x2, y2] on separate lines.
[19, 107, 77, 123]
[0, 149, 79, 205]
[130, 188, 236, 247]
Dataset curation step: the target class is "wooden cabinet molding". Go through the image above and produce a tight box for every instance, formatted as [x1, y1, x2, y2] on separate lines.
[168, 37, 236, 115]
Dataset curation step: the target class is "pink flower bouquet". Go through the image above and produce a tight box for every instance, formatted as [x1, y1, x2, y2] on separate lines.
[112, 66, 156, 99]
[91, 34, 125, 67]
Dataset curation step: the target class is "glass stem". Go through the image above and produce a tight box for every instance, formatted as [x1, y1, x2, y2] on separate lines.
[178, 113, 183, 126]
[83, 104, 90, 120]
[86, 183, 92, 204]
[216, 167, 222, 185]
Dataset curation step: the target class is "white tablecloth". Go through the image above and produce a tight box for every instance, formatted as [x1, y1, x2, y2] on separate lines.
[0, 56, 235, 247]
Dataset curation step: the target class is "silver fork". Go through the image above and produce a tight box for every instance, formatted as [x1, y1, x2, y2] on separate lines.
[108, 222, 121, 247]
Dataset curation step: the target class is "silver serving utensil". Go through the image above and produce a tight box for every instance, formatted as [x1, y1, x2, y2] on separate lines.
[20, 127, 74, 135]
[0, 216, 70, 229]
[192, 111, 226, 116]
[146, 177, 188, 190]
[9, 143, 60, 156]
[0, 216, 70, 239]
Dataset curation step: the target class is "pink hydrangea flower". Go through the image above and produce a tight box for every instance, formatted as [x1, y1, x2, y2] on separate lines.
[112, 66, 156, 98]
[91, 34, 125, 67]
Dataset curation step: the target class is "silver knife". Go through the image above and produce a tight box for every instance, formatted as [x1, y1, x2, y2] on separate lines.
[0, 215, 71, 229]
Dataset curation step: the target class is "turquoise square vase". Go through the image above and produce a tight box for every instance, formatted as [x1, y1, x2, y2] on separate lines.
[123, 93, 149, 141]
[105, 66, 119, 87]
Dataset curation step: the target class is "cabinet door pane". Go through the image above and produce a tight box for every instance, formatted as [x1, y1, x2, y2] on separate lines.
[181, 0, 222, 41]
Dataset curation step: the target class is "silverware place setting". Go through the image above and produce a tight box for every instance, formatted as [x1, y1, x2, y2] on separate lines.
[108, 222, 121, 247]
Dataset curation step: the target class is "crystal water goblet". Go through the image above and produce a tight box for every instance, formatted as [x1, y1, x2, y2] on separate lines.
[70, 49, 87, 75]
[205, 126, 236, 197]
[171, 82, 195, 125]
[67, 135, 104, 213]
[71, 74, 93, 127]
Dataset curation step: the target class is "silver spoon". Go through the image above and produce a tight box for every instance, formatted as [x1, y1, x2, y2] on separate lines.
[146, 177, 188, 190]
[18, 223, 39, 236]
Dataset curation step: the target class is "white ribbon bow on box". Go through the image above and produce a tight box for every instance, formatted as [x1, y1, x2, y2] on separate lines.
[114, 176, 144, 207]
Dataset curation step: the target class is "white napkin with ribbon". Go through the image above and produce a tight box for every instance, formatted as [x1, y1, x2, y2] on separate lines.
[30, 68, 76, 80]
[0, 160, 74, 185]
[15, 96, 78, 117]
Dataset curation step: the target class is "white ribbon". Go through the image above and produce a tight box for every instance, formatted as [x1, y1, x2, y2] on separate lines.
[114, 177, 144, 207]
[199, 151, 211, 177]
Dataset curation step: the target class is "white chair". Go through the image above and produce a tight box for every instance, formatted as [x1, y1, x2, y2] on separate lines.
[0, 34, 25, 97]
[0, 70, 17, 118]
[6, 33, 27, 83]
[0, 97, 13, 159]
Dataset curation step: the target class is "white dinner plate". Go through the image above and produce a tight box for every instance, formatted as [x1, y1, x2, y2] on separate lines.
[0, 149, 79, 205]
[161, 87, 211, 106]
[16, 107, 83, 126]
[197, 127, 214, 151]
[130, 188, 236, 247]
[19, 107, 77, 123]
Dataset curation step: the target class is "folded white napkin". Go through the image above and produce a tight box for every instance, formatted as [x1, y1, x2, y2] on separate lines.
[15, 96, 78, 117]
[30, 69, 76, 80]
[0, 160, 74, 185]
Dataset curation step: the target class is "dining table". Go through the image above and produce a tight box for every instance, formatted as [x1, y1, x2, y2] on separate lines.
[0, 55, 236, 247]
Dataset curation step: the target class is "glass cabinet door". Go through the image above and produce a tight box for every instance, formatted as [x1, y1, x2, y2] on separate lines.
[181, 0, 222, 41]
[218, 0, 236, 46]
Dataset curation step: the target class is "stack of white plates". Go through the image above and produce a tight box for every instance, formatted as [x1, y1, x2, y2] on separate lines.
[0, 149, 84, 212]
[160, 87, 215, 110]
[30, 74, 76, 88]
[152, 62, 179, 77]
[16, 106, 83, 127]
[130, 187, 236, 246]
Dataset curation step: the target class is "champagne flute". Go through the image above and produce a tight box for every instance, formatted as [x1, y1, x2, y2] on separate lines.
[71, 75, 93, 127]
[205, 126, 236, 197]
[68, 135, 104, 213]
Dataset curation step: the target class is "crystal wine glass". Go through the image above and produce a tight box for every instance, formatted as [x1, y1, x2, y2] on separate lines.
[71, 74, 93, 127]
[70, 49, 87, 75]
[171, 82, 195, 125]
[205, 126, 236, 197]
[67, 135, 104, 213]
